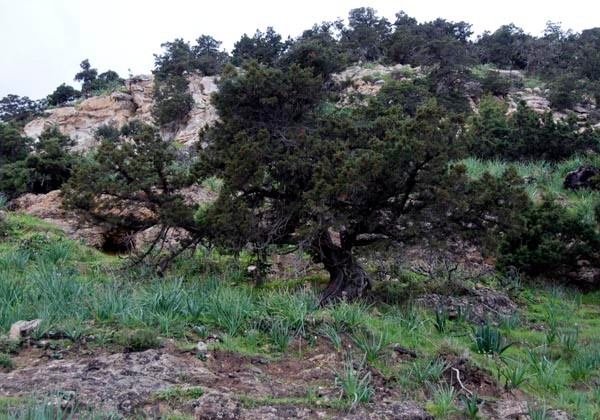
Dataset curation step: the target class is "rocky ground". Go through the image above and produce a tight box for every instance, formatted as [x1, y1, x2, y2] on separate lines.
[0, 340, 569, 419]
[0, 288, 574, 420]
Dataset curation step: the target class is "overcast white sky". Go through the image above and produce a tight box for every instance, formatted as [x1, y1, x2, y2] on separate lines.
[1, 0, 599, 99]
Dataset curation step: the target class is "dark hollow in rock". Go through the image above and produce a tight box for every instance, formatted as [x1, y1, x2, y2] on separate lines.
[101, 230, 135, 254]
[563, 165, 600, 190]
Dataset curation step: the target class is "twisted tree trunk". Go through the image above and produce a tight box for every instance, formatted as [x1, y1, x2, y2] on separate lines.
[316, 231, 371, 305]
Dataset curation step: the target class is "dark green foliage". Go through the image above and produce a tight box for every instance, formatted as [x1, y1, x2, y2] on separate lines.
[154, 36, 229, 80]
[151, 38, 223, 127]
[0, 353, 14, 369]
[426, 67, 471, 114]
[91, 70, 125, 92]
[386, 14, 475, 114]
[94, 123, 121, 143]
[153, 39, 196, 81]
[47, 83, 81, 106]
[472, 323, 512, 355]
[0, 94, 45, 126]
[466, 97, 599, 161]
[577, 28, 600, 81]
[198, 61, 529, 301]
[497, 199, 600, 285]
[279, 21, 347, 79]
[480, 71, 512, 96]
[367, 78, 431, 117]
[0, 127, 77, 198]
[461, 394, 481, 419]
[477, 24, 531, 69]
[63, 121, 196, 261]
[388, 17, 474, 114]
[387, 13, 473, 67]
[0, 123, 32, 165]
[340, 8, 391, 62]
[193, 35, 229, 76]
[232, 27, 288, 66]
[433, 305, 449, 333]
[386, 12, 419, 64]
[152, 75, 194, 127]
[548, 73, 583, 110]
[74, 59, 98, 94]
[74, 59, 123, 95]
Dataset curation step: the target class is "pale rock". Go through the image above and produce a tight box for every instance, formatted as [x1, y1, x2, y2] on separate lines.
[9, 319, 42, 341]
[492, 69, 525, 79]
[8, 190, 107, 247]
[507, 92, 551, 115]
[332, 64, 422, 107]
[197, 341, 208, 352]
[23, 74, 219, 150]
[9, 186, 215, 251]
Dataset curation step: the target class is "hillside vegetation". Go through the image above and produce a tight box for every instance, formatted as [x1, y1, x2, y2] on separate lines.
[1, 6, 600, 420]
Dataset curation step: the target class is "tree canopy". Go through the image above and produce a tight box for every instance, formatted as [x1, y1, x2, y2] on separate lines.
[194, 61, 528, 302]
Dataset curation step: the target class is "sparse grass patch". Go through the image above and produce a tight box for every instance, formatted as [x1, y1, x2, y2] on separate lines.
[0, 353, 14, 369]
[351, 325, 394, 364]
[472, 324, 512, 355]
[154, 387, 204, 403]
[428, 383, 459, 419]
[409, 359, 447, 385]
[118, 328, 161, 352]
[334, 355, 374, 408]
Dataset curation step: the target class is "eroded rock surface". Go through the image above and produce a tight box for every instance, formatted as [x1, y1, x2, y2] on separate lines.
[0, 350, 215, 415]
[23, 75, 218, 150]
[8, 186, 215, 250]
[0, 348, 434, 419]
[8, 190, 107, 247]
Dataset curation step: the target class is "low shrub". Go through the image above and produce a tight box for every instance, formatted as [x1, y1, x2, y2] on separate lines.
[497, 199, 600, 287]
[0, 353, 14, 370]
[472, 324, 512, 355]
[120, 328, 161, 352]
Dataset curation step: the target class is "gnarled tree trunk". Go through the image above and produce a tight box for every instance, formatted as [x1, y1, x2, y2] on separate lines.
[315, 231, 371, 305]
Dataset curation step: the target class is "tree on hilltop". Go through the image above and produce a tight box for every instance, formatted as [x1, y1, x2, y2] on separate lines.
[232, 27, 288, 66]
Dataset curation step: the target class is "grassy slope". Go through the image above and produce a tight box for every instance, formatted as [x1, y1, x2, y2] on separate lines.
[1, 210, 600, 419]
[461, 155, 600, 226]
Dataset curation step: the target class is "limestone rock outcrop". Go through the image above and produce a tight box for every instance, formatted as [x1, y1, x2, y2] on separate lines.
[8, 190, 107, 247]
[23, 75, 219, 150]
[332, 63, 422, 106]
[8, 186, 216, 251]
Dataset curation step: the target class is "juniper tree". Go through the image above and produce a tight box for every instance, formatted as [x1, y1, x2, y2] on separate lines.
[62, 121, 198, 265]
[0, 127, 77, 198]
[196, 61, 528, 302]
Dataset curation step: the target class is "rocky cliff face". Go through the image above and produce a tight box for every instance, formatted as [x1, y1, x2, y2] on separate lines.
[23, 66, 597, 153]
[23, 75, 219, 151]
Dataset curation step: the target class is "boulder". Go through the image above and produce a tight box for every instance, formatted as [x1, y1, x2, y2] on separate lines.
[8, 186, 215, 252]
[563, 165, 600, 190]
[8, 190, 107, 247]
[9, 319, 42, 341]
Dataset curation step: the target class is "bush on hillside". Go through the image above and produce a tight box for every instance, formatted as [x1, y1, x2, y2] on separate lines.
[497, 199, 600, 287]
[0, 127, 78, 198]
